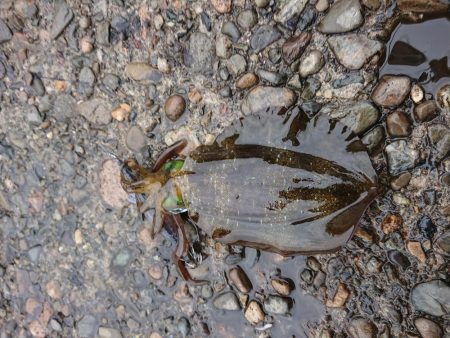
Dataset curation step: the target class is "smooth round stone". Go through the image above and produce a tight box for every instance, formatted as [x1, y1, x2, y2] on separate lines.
[271, 278, 293, 296]
[254, 0, 270, 8]
[213, 292, 241, 311]
[79, 67, 95, 86]
[241, 86, 296, 115]
[316, 0, 329, 11]
[164, 95, 186, 121]
[414, 100, 438, 122]
[257, 69, 286, 85]
[126, 62, 162, 83]
[250, 25, 282, 53]
[390, 172, 411, 190]
[218, 86, 232, 97]
[126, 126, 146, 152]
[411, 280, 450, 316]
[219, 67, 230, 81]
[221, 21, 241, 43]
[299, 50, 324, 77]
[264, 295, 291, 315]
[410, 84, 424, 103]
[436, 84, 450, 109]
[103, 74, 120, 91]
[236, 73, 258, 89]
[362, 0, 381, 10]
[244, 301, 265, 325]
[372, 75, 411, 107]
[414, 318, 442, 338]
[229, 266, 252, 293]
[386, 110, 411, 137]
[237, 9, 257, 30]
[318, 0, 363, 34]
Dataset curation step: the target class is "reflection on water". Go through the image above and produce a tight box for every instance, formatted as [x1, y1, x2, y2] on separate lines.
[380, 14, 450, 96]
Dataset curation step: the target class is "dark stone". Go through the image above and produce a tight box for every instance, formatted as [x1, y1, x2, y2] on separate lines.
[282, 32, 312, 64]
[417, 216, 436, 240]
[251, 25, 282, 53]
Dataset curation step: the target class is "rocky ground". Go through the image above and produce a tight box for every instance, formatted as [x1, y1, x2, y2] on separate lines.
[0, 0, 449, 337]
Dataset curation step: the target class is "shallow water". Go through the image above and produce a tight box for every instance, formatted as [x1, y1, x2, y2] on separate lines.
[380, 14, 450, 96]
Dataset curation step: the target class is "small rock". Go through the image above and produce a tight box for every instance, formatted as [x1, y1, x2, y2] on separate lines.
[77, 315, 98, 338]
[111, 103, 131, 122]
[96, 22, 110, 45]
[0, 19, 12, 44]
[387, 250, 410, 270]
[236, 73, 258, 89]
[390, 172, 411, 190]
[213, 292, 241, 311]
[264, 295, 291, 315]
[385, 140, 419, 175]
[50, 2, 74, 40]
[98, 327, 122, 338]
[282, 32, 312, 65]
[411, 84, 424, 103]
[417, 216, 436, 240]
[372, 76, 411, 107]
[362, 0, 380, 10]
[211, 0, 232, 13]
[157, 58, 170, 73]
[186, 32, 213, 74]
[322, 101, 379, 135]
[241, 86, 296, 115]
[411, 280, 450, 316]
[126, 126, 146, 152]
[165, 95, 186, 122]
[244, 300, 265, 325]
[406, 241, 426, 263]
[103, 74, 120, 91]
[316, 0, 329, 11]
[347, 318, 377, 338]
[299, 50, 324, 77]
[361, 126, 384, 152]
[386, 110, 411, 137]
[216, 35, 232, 59]
[397, 0, 448, 13]
[326, 283, 349, 307]
[428, 124, 450, 162]
[100, 160, 129, 209]
[414, 318, 442, 338]
[221, 22, 241, 43]
[250, 25, 282, 53]
[125, 63, 162, 83]
[237, 9, 257, 30]
[201, 285, 213, 299]
[381, 214, 402, 234]
[271, 278, 292, 296]
[229, 266, 252, 293]
[436, 84, 450, 109]
[227, 54, 247, 76]
[414, 100, 438, 122]
[328, 34, 382, 70]
[301, 77, 321, 100]
[274, 0, 308, 27]
[76, 98, 111, 125]
[318, 0, 363, 34]
[257, 69, 286, 85]
[219, 86, 232, 97]
[254, 0, 270, 8]
[436, 231, 450, 255]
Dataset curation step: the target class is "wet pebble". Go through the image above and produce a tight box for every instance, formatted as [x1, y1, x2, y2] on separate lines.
[326, 283, 349, 307]
[241, 86, 296, 115]
[281, 32, 312, 65]
[417, 216, 436, 240]
[227, 54, 247, 76]
[411, 280, 450, 316]
[347, 318, 377, 338]
[213, 292, 241, 311]
[211, 0, 232, 13]
[361, 126, 384, 152]
[50, 3, 74, 40]
[301, 77, 321, 100]
[221, 22, 241, 43]
[186, 32, 213, 74]
[390, 172, 411, 190]
[322, 100, 379, 135]
[126, 63, 162, 83]
[274, 0, 308, 27]
[263, 295, 291, 315]
[126, 126, 146, 152]
[77, 314, 98, 338]
[271, 278, 292, 296]
[385, 140, 419, 175]
[414, 100, 438, 122]
[229, 266, 252, 293]
[300, 269, 313, 283]
[250, 25, 281, 53]
[98, 327, 122, 338]
[236, 73, 258, 89]
[428, 124, 450, 162]
[410, 84, 424, 103]
[244, 300, 264, 325]
[328, 34, 382, 70]
[299, 50, 324, 77]
[318, 0, 363, 34]
[164, 95, 186, 122]
[414, 318, 442, 338]
[257, 69, 286, 85]
[386, 110, 411, 137]
[237, 9, 257, 30]
[387, 250, 410, 270]
[436, 84, 450, 109]
[332, 73, 364, 88]
[372, 75, 411, 107]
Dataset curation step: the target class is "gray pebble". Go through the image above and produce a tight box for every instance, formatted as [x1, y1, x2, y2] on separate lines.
[79, 67, 96, 86]
[213, 291, 241, 311]
[201, 285, 213, 299]
[318, 0, 363, 34]
[111, 15, 128, 33]
[227, 54, 247, 76]
[328, 34, 382, 70]
[428, 124, 450, 162]
[219, 86, 232, 97]
[96, 22, 110, 45]
[219, 67, 230, 81]
[76, 98, 112, 125]
[126, 126, 146, 152]
[28, 245, 42, 263]
[25, 105, 43, 126]
[331, 73, 364, 88]
[299, 50, 324, 77]
[251, 25, 282, 53]
[264, 295, 291, 315]
[111, 248, 132, 269]
[103, 74, 120, 91]
[185, 32, 214, 75]
[77, 314, 98, 338]
[257, 69, 286, 85]
[301, 77, 321, 100]
[411, 280, 450, 316]
[50, 319, 63, 332]
[385, 140, 419, 175]
[268, 48, 282, 64]
[274, 0, 308, 27]
[50, 2, 74, 40]
[126, 63, 162, 83]
[221, 22, 241, 43]
[237, 10, 257, 30]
